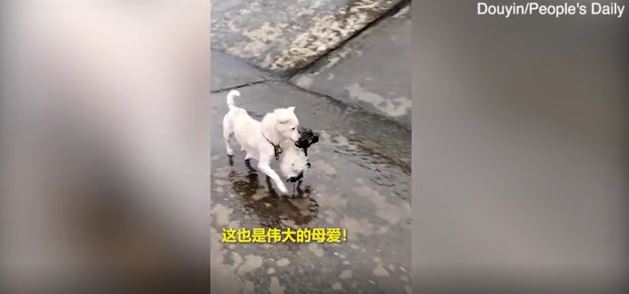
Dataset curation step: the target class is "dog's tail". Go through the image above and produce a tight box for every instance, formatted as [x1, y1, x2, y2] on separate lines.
[226, 90, 240, 109]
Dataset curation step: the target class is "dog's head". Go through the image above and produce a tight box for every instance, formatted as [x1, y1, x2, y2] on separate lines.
[295, 127, 319, 154]
[274, 107, 300, 142]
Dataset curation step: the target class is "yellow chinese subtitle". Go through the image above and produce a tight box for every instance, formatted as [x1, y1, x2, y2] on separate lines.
[221, 227, 348, 243]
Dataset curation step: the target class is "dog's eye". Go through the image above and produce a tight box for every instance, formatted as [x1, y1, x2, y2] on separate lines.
[291, 127, 296, 130]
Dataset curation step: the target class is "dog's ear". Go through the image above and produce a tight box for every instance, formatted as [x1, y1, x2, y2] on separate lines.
[287, 106, 295, 112]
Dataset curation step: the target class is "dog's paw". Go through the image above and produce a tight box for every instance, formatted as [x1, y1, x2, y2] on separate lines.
[277, 185, 289, 195]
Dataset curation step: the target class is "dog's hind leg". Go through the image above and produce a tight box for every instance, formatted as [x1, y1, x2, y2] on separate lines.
[222, 123, 234, 156]
[244, 147, 255, 167]
[244, 159, 256, 172]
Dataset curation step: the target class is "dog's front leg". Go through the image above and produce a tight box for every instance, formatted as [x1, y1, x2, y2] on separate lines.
[257, 160, 288, 195]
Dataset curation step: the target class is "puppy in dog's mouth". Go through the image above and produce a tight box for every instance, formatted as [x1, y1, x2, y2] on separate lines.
[280, 126, 320, 184]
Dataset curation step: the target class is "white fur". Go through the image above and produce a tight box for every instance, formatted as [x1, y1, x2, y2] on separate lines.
[279, 141, 309, 181]
[222, 90, 300, 194]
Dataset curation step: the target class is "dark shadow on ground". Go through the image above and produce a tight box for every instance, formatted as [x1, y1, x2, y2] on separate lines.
[226, 156, 320, 229]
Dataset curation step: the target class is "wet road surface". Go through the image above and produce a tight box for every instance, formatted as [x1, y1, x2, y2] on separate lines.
[211, 0, 407, 74]
[210, 81, 411, 294]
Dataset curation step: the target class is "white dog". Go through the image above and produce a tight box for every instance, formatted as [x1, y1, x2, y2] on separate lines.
[222, 90, 300, 194]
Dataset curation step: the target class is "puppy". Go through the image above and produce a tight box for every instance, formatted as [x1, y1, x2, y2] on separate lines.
[280, 127, 320, 184]
[222, 90, 300, 194]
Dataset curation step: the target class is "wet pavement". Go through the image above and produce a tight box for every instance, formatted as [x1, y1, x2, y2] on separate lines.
[210, 78, 411, 293]
[211, 0, 407, 74]
[291, 6, 411, 128]
[211, 0, 411, 292]
[211, 51, 273, 92]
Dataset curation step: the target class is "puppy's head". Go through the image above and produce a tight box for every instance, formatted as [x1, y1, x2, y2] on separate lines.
[295, 127, 319, 152]
[274, 107, 300, 142]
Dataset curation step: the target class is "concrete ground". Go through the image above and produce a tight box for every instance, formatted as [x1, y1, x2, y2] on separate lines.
[211, 2, 411, 293]
[211, 0, 408, 75]
[291, 6, 411, 128]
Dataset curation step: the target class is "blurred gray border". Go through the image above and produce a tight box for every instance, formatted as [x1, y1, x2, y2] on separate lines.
[412, 1, 628, 293]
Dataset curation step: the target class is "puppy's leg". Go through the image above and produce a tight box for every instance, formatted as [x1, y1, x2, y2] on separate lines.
[257, 159, 288, 195]
[292, 180, 300, 196]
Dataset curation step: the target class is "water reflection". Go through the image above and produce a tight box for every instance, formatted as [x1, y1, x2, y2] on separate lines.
[226, 157, 319, 229]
